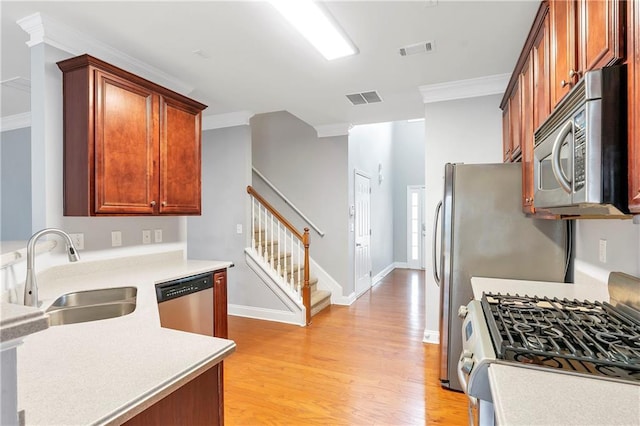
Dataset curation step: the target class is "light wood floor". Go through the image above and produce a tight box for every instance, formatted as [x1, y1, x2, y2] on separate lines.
[224, 269, 469, 425]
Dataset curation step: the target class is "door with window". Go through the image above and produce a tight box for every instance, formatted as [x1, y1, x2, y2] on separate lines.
[407, 186, 426, 270]
[354, 172, 371, 297]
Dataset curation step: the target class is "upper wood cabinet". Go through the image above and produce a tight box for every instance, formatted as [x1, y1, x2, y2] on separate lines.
[629, 0, 640, 214]
[502, 105, 511, 163]
[549, 0, 625, 107]
[520, 52, 535, 213]
[57, 54, 206, 216]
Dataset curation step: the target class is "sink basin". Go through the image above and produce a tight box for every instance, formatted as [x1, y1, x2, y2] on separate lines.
[50, 287, 137, 308]
[48, 303, 136, 326]
[46, 287, 137, 326]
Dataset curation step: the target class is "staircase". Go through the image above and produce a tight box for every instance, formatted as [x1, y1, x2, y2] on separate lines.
[247, 186, 331, 325]
[255, 231, 331, 318]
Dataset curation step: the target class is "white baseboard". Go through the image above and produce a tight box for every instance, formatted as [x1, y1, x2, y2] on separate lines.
[423, 329, 439, 344]
[394, 262, 410, 269]
[372, 263, 395, 286]
[228, 304, 304, 326]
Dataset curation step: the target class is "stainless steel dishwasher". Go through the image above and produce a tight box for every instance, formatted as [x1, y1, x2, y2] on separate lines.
[156, 272, 214, 336]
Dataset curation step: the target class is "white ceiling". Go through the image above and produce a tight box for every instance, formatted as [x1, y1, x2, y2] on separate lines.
[1, 1, 539, 128]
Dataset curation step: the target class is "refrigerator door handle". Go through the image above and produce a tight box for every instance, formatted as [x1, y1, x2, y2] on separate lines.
[432, 200, 442, 286]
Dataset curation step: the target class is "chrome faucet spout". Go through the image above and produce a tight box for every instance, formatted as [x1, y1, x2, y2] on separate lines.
[24, 228, 80, 307]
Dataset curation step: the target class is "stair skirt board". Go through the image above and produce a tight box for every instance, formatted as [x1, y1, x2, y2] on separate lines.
[228, 304, 305, 327]
[245, 248, 306, 325]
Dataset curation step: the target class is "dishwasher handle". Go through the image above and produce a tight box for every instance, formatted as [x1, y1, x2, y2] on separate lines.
[156, 272, 213, 303]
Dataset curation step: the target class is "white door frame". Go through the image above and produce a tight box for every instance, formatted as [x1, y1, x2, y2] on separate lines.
[354, 170, 372, 297]
[407, 185, 426, 270]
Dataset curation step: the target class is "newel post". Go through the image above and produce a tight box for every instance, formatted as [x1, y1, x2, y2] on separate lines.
[303, 227, 311, 326]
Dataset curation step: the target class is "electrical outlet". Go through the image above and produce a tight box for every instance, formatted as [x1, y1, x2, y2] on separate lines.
[111, 231, 122, 247]
[599, 239, 607, 263]
[236, 224, 243, 234]
[154, 229, 163, 243]
[69, 233, 84, 250]
[142, 230, 151, 244]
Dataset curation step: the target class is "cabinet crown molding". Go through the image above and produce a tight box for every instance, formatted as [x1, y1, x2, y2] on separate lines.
[16, 12, 194, 97]
[419, 73, 510, 104]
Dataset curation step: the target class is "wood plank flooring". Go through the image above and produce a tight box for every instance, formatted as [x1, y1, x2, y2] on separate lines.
[224, 269, 469, 425]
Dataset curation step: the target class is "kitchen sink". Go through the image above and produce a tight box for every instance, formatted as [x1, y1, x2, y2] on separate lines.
[50, 287, 137, 308]
[46, 287, 137, 326]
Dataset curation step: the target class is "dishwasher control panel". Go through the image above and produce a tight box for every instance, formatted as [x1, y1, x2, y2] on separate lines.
[155, 272, 214, 303]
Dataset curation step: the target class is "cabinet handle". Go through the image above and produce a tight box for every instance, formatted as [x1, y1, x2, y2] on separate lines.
[162, 201, 167, 207]
[561, 79, 571, 88]
[569, 69, 579, 79]
[150, 201, 156, 207]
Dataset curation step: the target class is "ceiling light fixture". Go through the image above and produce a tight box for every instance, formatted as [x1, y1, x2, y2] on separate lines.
[269, 0, 358, 60]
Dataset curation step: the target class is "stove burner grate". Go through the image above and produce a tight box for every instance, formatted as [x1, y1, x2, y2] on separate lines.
[481, 293, 640, 382]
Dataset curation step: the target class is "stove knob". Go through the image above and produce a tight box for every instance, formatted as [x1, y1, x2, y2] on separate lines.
[461, 358, 474, 374]
[457, 305, 469, 319]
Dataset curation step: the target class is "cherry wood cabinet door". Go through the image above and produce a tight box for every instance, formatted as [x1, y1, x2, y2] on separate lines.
[520, 53, 535, 214]
[159, 96, 202, 215]
[502, 105, 511, 163]
[508, 84, 522, 161]
[533, 12, 551, 131]
[579, 0, 625, 73]
[630, 0, 640, 213]
[94, 70, 158, 214]
[550, 0, 578, 107]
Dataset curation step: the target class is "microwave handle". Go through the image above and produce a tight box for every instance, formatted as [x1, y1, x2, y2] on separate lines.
[551, 121, 573, 193]
[432, 200, 442, 287]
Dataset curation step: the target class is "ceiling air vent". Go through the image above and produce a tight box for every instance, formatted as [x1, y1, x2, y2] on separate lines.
[346, 90, 383, 106]
[399, 40, 435, 57]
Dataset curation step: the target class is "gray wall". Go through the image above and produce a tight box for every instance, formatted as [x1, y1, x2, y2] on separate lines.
[187, 126, 287, 310]
[1, 128, 32, 241]
[251, 111, 349, 294]
[348, 122, 395, 281]
[391, 120, 426, 263]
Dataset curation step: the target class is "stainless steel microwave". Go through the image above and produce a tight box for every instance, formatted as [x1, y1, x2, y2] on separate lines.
[533, 65, 628, 217]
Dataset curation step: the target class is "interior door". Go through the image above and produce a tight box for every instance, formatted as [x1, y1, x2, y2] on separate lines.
[407, 185, 426, 270]
[354, 172, 371, 297]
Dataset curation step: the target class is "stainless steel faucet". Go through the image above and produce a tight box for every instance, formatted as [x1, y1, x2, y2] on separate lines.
[24, 228, 80, 307]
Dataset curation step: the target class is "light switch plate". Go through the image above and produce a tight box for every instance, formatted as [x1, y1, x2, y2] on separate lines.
[69, 233, 84, 250]
[142, 230, 151, 244]
[598, 239, 607, 263]
[236, 224, 243, 234]
[154, 229, 163, 243]
[111, 231, 122, 247]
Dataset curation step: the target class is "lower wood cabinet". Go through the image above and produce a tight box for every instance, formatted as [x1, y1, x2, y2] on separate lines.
[123, 365, 222, 426]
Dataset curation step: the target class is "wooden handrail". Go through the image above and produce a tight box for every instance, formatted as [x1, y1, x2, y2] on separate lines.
[247, 186, 303, 240]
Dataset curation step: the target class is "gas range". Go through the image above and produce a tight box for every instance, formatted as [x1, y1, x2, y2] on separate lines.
[459, 292, 640, 403]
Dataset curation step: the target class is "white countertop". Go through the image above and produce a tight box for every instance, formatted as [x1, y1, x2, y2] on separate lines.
[0, 303, 48, 343]
[10, 250, 235, 425]
[489, 364, 640, 426]
[471, 276, 610, 302]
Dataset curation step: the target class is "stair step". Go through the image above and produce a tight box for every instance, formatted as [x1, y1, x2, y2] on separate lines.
[310, 290, 331, 317]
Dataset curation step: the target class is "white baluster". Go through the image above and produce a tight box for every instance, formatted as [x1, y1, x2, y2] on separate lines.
[297, 238, 301, 294]
[251, 197, 256, 253]
[283, 228, 288, 290]
[277, 223, 281, 276]
[270, 213, 274, 269]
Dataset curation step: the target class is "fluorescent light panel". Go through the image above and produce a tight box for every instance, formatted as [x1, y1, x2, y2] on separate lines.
[269, 0, 357, 60]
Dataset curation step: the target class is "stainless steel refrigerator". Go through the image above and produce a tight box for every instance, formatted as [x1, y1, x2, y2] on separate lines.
[433, 163, 567, 392]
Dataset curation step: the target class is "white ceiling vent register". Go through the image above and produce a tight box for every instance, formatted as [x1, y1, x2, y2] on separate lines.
[399, 41, 435, 56]
[346, 91, 382, 106]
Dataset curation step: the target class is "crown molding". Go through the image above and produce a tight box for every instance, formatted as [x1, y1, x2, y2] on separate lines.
[314, 123, 352, 138]
[202, 111, 255, 130]
[1, 113, 31, 132]
[419, 73, 510, 104]
[16, 12, 194, 96]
